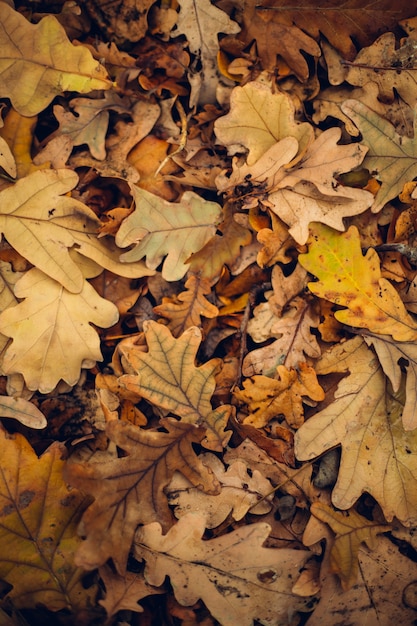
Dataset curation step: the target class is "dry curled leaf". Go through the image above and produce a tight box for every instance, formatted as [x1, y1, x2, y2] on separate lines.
[66, 418, 220, 572]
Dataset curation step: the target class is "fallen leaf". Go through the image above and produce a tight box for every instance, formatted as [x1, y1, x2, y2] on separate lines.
[0, 396, 46, 429]
[214, 78, 314, 166]
[311, 502, 390, 590]
[167, 452, 273, 528]
[345, 32, 417, 107]
[154, 274, 218, 337]
[342, 99, 417, 212]
[66, 418, 220, 572]
[0, 268, 118, 393]
[120, 321, 232, 448]
[134, 512, 316, 626]
[244, 296, 321, 375]
[0, 3, 111, 116]
[171, 0, 240, 104]
[0, 426, 96, 612]
[98, 564, 163, 619]
[115, 185, 222, 281]
[295, 336, 417, 525]
[235, 362, 324, 429]
[299, 223, 417, 341]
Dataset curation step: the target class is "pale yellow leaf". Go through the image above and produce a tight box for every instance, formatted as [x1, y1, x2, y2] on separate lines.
[0, 268, 118, 392]
[295, 336, 417, 525]
[134, 513, 316, 626]
[116, 185, 222, 281]
[0, 3, 111, 116]
[214, 79, 314, 165]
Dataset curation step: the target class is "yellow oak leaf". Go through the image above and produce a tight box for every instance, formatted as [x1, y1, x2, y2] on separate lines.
[120, 321, 232, 449]
[311, 502, 390, 590]
[299, 223, 417, 341]
[115, 185, 222, 281]
[154, 274, 218, 337]
[0, 426, 96, 612]
[66, 418, 220, 572]
[134, 512, 316, 626]
[295, 336, 417, 525]
[0, 3, 111, 117]
[235, 362, 324, 429]
[214, 78, 314, 165]
[0, 268, 118, 393]
[342, 99, 417, 213]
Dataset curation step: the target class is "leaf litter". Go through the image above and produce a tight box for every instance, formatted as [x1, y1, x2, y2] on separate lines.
[1, 1, 417, 625]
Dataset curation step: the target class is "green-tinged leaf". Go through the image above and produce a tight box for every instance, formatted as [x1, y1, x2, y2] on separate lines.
[342, 99, 417, 212]
[116, 186, 222, 281]
[0, 3, 111, 117]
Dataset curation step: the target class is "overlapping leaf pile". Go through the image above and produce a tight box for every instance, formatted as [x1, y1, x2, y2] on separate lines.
[1, 1, 417, 625]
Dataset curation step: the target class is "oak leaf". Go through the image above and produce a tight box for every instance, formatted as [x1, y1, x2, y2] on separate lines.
[0, 396, 46, 429]
[310, 502, 390, 590]
[187, 202, 252, 282]
[0, 109, 50, 178]
[363, 333, 417, 431]
[214, 79, 314, 166]
[0, 3, 111, 117]
[98, 564, 163, 619]
[235, 362, 324, 429]
[0, 268, 118, 393]
[342, 99, 417, 212]
[134, 512, 316, 626]
[171, 0, 240, 105]
[237, 0, 416, 80]
[167, 452, 273, 528]
[115, 185, 222, 281]
[66, 418, 220, 572]
[299, 223, 417, 341]
[244, 296, 321, 375]
[345, 32, 417, 108]
[120, 321, 232, 449]
[0, 427, 96, 612]
[0, 136, 15, 179]
[295, 336, 417, 525]
[153, 274, 218, 337]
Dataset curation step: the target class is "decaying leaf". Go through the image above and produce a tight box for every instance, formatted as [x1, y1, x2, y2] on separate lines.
[0, 268, 118, 393]
[295, 336, 417, 525]
[0, 396, 46, 429]
[167, 452, 273, 528]
[66, 418, 220, 572]
[311, 502, 390, 590]
[115, 185, 222, 281]
[98, 564, 163, 619]
[0, 3, 111, 116]
[244, 296, 321, 375]
[300, 223, 417, 341]
[134, 512, 316, 626]
[0, 426, 96, 612]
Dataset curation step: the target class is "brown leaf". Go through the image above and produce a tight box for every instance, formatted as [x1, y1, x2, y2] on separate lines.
[66, 418, 220, 572]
